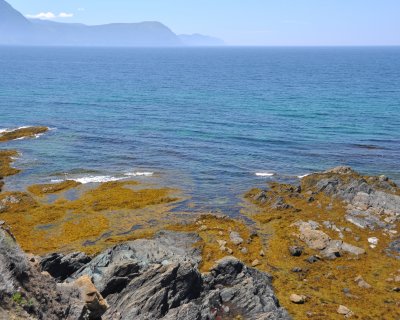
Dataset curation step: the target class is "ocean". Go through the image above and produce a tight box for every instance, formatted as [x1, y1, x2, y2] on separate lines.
[1, 46, 399, 214]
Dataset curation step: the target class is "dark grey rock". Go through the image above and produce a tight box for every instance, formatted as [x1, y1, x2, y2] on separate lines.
[104, 256, 290, 320]
[289, 246, 303, 257]
[40, 252, 91, 281]
[386, 238, 400, 260]
[69, 231, 202, 297]
[306, 256, 320, 264]
[272, 197, 293, 210]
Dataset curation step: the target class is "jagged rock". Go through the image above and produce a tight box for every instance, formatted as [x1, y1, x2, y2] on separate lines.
[102, 255, 290, 320]
[40, 252, 91, 281]
[0, 228, 86, 319]
[70, 231, 201, 297]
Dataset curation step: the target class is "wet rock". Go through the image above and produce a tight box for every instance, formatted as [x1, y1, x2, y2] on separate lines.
[289, 246, 303, 257]
[40, 252, 91, 281]
[290, 294, 307, 304]
[229, 231, 244, 246]
[255, 191, 268, 203]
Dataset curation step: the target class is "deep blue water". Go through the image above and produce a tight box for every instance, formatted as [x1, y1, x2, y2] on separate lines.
[1, 47, 400, 214]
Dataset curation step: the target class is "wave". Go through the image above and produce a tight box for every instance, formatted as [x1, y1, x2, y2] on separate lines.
[124, 171, 154, 177]
[71, 175, 125, 184]
[255, 172, 274, 177]
[298, 173, 315, 179]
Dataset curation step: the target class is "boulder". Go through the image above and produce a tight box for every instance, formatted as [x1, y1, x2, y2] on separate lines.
[229, 231, 244, 245]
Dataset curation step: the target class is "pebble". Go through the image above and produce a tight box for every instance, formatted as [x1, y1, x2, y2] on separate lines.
[289, 246, 303, 257]
[291, 267, 302, 273]
[217, 240, 227, 247]
[251, 259, 260, 267]
[290, 294, 307, 304]
[259, 250, 265, 257]
[354, 275, 372, 289]
[198, 225, 208, 231]
[240, 247, 248, 254]
[337, 305, 352, 316]
[306, 255, 320, 264]
[368, 237, 379, 249]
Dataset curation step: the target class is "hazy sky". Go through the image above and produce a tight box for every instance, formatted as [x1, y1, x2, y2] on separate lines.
[7, 0, 400, 46]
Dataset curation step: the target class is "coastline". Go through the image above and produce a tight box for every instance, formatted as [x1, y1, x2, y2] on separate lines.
[1, 127, 400, 319]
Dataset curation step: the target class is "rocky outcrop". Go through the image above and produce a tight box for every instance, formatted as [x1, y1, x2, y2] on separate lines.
[0, 227, 107, 319]
[68, 231, 289, 319]
[69, 231, 202, 297]
[103, 256, 289, 320]
[1, 227, 289, 319]
[294, 220, 365, 259]
[302, 166, 400, 232]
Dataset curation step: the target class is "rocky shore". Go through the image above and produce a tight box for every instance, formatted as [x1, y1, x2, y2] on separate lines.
[0, 227, 290, 319]
[0, 127, 399, 319]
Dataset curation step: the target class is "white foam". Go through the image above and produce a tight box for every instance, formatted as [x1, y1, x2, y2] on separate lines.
[72, 175, 125, 184]
[50, 179, 64, 183]
[298, 173, 310, 179]
[0, 128, 8, 134]
[124, 171, 154, 177]
[255, 172, 274, 177]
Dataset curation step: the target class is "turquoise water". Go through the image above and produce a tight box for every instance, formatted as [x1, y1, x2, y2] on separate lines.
[1, 47, 400, 214]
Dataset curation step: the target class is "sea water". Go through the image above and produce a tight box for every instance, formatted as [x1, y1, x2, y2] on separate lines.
[1, 47, 399, 214]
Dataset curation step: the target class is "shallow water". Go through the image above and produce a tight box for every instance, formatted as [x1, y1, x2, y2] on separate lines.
[1, 46, 400, 214]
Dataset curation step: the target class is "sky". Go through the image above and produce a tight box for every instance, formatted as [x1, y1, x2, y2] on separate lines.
[7, 0, 400, 46]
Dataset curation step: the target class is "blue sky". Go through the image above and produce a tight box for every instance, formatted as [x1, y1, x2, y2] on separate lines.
[7, 0, 400, 45]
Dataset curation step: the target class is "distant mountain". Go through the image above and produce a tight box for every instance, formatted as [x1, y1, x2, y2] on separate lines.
[179, 34, 224, 46]
[0, 0, 224, 46]
[0, 0, 31, 44]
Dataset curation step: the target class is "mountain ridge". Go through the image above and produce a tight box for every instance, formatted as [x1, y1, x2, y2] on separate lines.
[0, 0, 224, 46]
